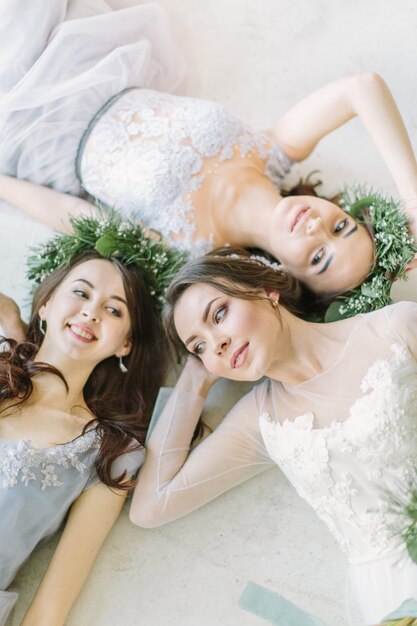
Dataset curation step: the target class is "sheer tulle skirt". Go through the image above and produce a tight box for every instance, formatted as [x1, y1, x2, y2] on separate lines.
[0, 0, 186, 194]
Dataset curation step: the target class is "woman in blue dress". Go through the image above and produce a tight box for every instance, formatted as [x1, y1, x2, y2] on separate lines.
[0, 218, 170, 625]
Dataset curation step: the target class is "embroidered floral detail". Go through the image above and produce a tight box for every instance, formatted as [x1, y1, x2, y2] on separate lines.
[0, 431, 100, 490]
[79, 89, 292, 257]
[260, 345, 417, 560]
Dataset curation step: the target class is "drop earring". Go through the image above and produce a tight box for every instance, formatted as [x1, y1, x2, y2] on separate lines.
[39, 317, 46, 335]
[118, 356, 128, 374]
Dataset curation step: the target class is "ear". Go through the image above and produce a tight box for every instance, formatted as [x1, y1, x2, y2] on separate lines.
[38, 303, 49, 320]
[265, 289, 280, 303]
[116, 337, 133, 358]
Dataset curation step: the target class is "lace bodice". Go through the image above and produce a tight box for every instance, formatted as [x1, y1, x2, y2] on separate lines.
[260, 342, 417, 562]
[77, 89, 292, 256]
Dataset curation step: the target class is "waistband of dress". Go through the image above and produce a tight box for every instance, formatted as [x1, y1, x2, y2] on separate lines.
[75, 86, 138, 184]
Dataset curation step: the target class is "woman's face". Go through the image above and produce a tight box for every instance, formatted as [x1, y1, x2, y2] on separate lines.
[174, 283, 281, 381]
[269, 195, 374, 293]
[39, 259, 132, 367]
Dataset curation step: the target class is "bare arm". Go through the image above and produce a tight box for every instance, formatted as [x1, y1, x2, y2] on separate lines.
[131, 358, 273, 528]
[270, 73, 417, 215]
[20, 483, 126, 626]
[0, 174, 97, 233]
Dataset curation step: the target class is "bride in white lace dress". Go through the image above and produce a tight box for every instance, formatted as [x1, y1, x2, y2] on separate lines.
[1, 0, 417, 296]
[131, 251, 417, 625]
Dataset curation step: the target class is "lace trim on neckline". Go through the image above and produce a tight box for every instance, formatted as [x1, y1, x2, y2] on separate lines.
[0, 429, 100, 490]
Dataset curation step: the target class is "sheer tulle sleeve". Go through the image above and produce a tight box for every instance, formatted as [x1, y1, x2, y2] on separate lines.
[385, 301, 417, 359]
[130, 384, 274, 527]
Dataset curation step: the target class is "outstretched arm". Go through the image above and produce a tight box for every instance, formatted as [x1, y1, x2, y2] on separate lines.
[270, 73, 417, 224]
[20, 483, 126, 626]
[130, 358, 273, 528]
[0, 174, 97, 233]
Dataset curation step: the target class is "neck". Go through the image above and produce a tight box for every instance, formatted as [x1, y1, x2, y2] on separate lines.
[33, 345, 94, 409]
[210, 167, 282, 250]
[265, 308, 351, 386]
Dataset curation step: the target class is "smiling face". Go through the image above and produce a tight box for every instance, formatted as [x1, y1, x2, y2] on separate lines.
[174, 283, 282, 381]
[268, 195, 374, 293]
[38, 259, 132, 367]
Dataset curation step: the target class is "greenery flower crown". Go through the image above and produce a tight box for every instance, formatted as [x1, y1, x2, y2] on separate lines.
[324, 187, 417, 322]
[27, 211, 188, 311]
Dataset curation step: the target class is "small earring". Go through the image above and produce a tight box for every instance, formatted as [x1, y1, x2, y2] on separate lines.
[118, 356, 128, 374]
[39, 317, 46, 335]
[272, 299, 279, 309]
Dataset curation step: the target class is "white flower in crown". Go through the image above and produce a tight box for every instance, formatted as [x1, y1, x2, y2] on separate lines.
[249, 254, 282, 272]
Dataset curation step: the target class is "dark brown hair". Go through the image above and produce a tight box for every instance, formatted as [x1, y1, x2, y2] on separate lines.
[164, 247, 303, 357]
[0, 250, 165, 490]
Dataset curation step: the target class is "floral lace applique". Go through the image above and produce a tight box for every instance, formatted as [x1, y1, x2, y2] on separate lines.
[261, 344, 417, 559]
[79, 89, 292, 256]
[0, 430, 100, 491]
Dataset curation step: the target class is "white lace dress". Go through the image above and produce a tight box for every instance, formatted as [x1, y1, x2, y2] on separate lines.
[0, 0, 292, 257]
[134, 302, 417, 625]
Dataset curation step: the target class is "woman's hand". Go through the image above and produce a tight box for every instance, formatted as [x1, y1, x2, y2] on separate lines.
[0, 293, 26, 342]
[176, 355, 220, 398]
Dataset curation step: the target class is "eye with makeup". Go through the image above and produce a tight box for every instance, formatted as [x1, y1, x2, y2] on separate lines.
[311, 248, 325, 266]
[72, 288, 88, 299]
[213, 304, 227, 324]
[72, 288, 123, 318]
[334, 218, 348, 233]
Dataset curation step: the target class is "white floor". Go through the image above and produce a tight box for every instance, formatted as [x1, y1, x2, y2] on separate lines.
[3, 1, 417, 625]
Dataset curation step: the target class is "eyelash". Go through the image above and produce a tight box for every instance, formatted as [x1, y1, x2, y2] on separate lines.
[334, 218, 348, 233]
[72, 289, 122, 318]
[192, 304, 227, 355]
[311, 219, 349, 266]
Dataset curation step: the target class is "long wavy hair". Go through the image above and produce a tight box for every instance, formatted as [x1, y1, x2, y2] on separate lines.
[0, 250, 166, 490]
[163, 247, 303, 358]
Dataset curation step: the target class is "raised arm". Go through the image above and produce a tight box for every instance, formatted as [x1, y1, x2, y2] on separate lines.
[130, 358, 274, 528]
[0, 174, 97, 233]
[270, 73, 417, 217]
[20, 483, 126, 626]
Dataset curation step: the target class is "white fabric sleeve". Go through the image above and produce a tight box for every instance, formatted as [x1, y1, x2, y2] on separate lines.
[385, 301, 417, 359]
[130, 384, 274, 527]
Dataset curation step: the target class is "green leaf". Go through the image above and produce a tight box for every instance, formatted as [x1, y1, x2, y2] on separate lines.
[95, 233, 119, 257]
[324, 300, 345, 322]
[406, 533, 417, 564]
[360, 283, 380, 297]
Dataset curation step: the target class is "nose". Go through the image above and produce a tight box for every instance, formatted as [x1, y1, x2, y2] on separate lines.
[306, 214, 325, 236]
[215, 336, 230, 356]
[81, 304, 100, 322]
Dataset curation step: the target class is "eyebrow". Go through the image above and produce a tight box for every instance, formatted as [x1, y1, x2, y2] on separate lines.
[72, 279, 128, 305]
[317, 224, 358, 275]
[185, 297, 220, 347]
[342, 224, 358, 238]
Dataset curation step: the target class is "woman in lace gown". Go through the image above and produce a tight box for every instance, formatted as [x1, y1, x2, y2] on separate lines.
[1, 0, 417, 297]
[0, 249, 165, 626]
[131, 250, 417, 625]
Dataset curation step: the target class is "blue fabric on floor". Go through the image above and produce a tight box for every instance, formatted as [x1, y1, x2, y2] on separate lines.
[238, 581, 325, 626]
[382, 598, 417, 620]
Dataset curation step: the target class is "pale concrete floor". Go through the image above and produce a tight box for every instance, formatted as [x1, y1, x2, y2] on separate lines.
[2, 1, 417, 625]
